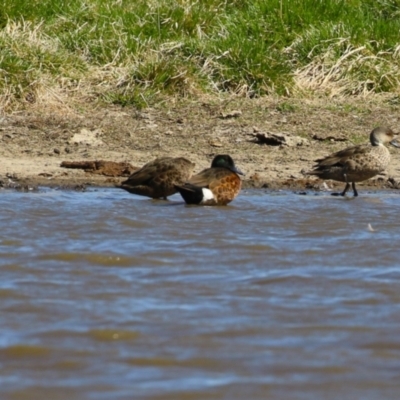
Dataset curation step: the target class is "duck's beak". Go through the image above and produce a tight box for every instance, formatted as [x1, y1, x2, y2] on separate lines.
[233, 166, 245, 176]
[390, 138, 400, 148]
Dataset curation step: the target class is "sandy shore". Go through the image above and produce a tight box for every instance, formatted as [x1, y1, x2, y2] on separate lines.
[2, 96, 400, 193]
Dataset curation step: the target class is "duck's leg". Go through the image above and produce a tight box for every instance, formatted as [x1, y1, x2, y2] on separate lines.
[331, 182, 350, 196]
[331, 171, 351, 196]
[351, 182, 358, 197]
[340, 182, 351, 196]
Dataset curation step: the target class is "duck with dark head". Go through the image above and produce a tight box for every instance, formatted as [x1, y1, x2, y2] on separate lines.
[175, 154, 244, 205]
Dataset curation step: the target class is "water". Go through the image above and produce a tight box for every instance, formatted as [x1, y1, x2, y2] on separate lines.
[1, 187, 400, 400]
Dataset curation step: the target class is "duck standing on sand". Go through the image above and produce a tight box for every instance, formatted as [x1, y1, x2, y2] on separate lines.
[119, 157, 195, 199]
[306, 127, 400, 196]
[175, 154, 244, 205]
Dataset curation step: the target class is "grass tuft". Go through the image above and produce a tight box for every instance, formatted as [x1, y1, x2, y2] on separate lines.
[2, 0, 400, 111]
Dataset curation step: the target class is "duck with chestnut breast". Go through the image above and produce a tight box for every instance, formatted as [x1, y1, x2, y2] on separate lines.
[306, 126, 400, 196]
[175, 154, 244, 205]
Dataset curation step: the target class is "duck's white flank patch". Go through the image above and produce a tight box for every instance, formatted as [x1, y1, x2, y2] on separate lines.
[200, 188, 214, 203]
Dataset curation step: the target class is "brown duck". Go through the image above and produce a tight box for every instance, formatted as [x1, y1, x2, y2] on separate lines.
[119, 157, 195, 199]
[306, 127, 399, 196]
[175, 154, 244, 205]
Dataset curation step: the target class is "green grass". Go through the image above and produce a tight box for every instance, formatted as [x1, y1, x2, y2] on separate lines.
[1, 0, 400, 110]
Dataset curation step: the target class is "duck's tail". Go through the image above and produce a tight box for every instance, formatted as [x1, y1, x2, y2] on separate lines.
[174, 184, 214, 205]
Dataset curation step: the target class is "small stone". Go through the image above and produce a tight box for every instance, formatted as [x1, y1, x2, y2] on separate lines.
[312, 133, 347, 142]
[54, 148, 60, 154]
[219, 110, 242, 119]
[209, 140, 223, 147]
[253, 132, 309, 147]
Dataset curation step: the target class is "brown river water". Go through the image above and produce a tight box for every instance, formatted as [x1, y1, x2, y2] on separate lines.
[1, 187, 400, 400]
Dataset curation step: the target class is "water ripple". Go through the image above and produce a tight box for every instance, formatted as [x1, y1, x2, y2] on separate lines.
[1, 188, 400, 399]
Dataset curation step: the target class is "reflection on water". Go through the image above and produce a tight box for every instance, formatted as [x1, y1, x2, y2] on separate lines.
[1, 187, 400, 400]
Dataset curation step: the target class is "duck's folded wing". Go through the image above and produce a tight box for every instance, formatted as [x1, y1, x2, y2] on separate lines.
[315, 144, 369, 168]
[187, 168, 231, 187]
[122, 165, 158, 185]
[122, 158, 177, 185]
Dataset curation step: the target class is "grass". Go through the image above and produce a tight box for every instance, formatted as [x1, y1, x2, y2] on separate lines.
[1, 0, 400, 111]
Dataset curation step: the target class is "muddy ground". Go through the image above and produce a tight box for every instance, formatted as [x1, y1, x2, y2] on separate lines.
[1, 95, 400, 194]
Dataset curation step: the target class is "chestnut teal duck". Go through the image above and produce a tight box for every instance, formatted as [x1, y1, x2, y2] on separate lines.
[175, 154, 244, 205]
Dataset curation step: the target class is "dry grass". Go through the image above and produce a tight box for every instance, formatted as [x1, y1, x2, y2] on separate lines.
[293, 39, 400, 98]
[2, 1, 400, 113]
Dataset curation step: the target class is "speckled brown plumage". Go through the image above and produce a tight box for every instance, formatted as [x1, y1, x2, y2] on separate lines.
[119, 157, 195, 199]
[175, 155, 243, 205]
[306, 127, 399, 196]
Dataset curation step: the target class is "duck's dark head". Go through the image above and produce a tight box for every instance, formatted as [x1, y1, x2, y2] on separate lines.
[211, 154, 244, 175]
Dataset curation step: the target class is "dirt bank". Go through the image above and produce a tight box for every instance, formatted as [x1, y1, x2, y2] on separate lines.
[1, 95, 400, 193]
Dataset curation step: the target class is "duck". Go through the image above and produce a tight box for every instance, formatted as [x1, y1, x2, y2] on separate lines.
[306, 126, 399, 196]
[175, 154, 244, 205]
[119, 157, 195, 199]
